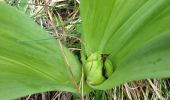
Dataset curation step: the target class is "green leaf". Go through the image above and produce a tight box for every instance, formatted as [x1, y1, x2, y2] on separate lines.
[0, 3, 81, 99]
[81, 0, 170, 89]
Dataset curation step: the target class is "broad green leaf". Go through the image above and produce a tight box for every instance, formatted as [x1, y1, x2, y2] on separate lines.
[81, 0, 170, 89]
[0, 3, 81, 99]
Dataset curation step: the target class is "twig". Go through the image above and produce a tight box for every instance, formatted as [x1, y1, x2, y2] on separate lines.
[44, 0, 80, 94]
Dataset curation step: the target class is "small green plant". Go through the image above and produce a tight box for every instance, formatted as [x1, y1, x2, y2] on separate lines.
[0, 0, 170, 99]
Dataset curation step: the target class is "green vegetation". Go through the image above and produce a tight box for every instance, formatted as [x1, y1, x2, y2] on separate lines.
[0, 0, 170, 99]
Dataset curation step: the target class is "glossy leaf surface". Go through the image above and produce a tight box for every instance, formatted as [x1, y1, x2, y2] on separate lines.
[81, 0, 170, 89]
[0, 3, 81, 99]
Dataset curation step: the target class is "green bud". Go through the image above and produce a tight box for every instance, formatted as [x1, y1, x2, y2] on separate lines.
[104, 58, 114, 78]
[84, 52, 114, 86]
[85, 52, 105, 85]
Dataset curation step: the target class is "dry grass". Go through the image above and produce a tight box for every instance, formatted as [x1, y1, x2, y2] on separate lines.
[5, 0, 170, 100]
